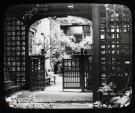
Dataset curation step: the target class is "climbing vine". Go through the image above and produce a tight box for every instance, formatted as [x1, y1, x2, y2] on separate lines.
[22, 4, 40, 21]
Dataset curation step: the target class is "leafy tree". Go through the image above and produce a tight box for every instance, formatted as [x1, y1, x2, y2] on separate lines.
[36, 27, 93, 63]
[33, 17, 93, 68]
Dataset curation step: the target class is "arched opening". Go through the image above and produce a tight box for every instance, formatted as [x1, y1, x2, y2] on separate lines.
[4, 4, 132, 109]
[28, 16, 93, 92]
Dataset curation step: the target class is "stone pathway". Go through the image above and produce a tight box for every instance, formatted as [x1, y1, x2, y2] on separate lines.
[45, 74, 63, 92]
[33, 91, 93, 103]
[6, 74, 93, 109]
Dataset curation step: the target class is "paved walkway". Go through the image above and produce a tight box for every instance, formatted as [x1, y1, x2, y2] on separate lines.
[45, 74, 82, 92]
[6, 74, 93, 109]
[15, 75, 93, 103]
[45, 74, 63, 92]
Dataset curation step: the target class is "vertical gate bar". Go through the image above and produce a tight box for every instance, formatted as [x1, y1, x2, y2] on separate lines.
[70, 59, 71, 87]
[78, 59, 79, 87]
[76, 62, 77, 88]
[70, 59, 72, 87]
[63, 59, 64, 89]
[66, 60, 68, 88]
[68, 60, 69, 87]
[70, 59, 71, 86]
[75, 59, 76, 87]
[79, 49, 85, 91]
[76, 59, 77, 87]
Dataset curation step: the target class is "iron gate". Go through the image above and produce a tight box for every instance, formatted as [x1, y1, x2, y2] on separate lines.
[29, 55, 45, 91]
[63, 58, 80, 89]
[63, 55, 92, 91]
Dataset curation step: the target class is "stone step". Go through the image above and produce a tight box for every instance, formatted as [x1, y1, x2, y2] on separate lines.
[4, 80, 15, 88]
[5, 85, 20, 96]
[10, 103, 93, 109]
[51, 103, 93, 109]
[32, 92, 93, 103]
[4, 80, 20, 96]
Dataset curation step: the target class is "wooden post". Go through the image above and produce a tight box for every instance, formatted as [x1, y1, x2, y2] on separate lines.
[92, 5, 100, 102]
[62, 59, 65, 90]
[79, 49, 85, 91]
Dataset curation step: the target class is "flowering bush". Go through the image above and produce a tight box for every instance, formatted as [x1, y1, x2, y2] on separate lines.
[93, 101, 107, 108]
[94, 86, 132, 108]
[110, 88, 132, 108]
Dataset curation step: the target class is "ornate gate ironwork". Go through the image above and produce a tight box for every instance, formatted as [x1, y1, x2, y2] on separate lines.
[63, 58, 80, 89]
[63, 50, 93, 91]
[29, 55, 45, 91]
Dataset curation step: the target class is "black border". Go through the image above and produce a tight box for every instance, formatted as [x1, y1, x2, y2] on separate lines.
[0, 0, 135, 113]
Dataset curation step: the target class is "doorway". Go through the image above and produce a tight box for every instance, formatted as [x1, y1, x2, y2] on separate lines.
[28, 16, 93, 92]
